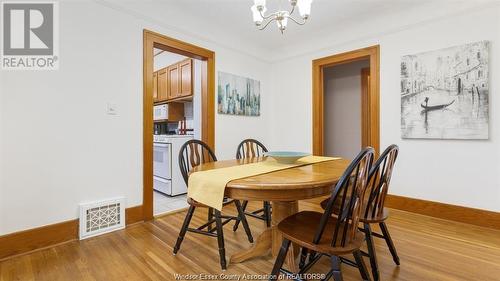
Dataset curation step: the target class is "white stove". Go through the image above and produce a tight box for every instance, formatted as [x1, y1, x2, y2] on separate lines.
[153, 134, 194, 196]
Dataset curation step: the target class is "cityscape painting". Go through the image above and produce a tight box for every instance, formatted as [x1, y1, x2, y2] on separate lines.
[218, 72, 260, 116]
[401, 41, 489, 139]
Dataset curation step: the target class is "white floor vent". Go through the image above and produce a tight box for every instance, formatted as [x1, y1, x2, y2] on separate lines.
[79, 197, 125, 240]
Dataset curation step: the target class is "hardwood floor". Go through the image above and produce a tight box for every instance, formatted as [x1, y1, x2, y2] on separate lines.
[1, 197, 500, 281]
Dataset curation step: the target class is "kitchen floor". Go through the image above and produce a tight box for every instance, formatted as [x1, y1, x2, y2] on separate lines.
[153, 191, 188, 216]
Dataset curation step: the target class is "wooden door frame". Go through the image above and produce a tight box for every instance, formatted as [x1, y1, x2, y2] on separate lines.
[312, 45, 380, 156]
[143, 30, 215, 220]
[361, 67, 370, 148]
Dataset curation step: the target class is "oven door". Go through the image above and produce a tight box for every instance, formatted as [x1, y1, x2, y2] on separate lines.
[153, 143, 171, 179]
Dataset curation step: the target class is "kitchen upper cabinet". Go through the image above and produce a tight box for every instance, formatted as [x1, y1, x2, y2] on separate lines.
[178, 59, 193, 98]
[167, 64, 179, 100]
[157, 68, 168, 102]
[152, 71, 158, 102]
[154, 58, 193, 104]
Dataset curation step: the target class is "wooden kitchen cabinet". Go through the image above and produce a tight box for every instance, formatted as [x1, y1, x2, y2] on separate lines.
[168, 102, 185, 121]
[178, 59, 193, 98]
[157, 68, 168, 102]
[152, 71, 158, 102]
[167, 64, 179, 100]
[154, 58, 193, 104]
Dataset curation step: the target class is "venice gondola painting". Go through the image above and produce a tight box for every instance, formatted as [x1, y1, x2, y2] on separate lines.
[401, 41, 489, 139]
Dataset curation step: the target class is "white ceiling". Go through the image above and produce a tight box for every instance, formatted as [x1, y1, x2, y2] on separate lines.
[143, 0, 419, 47]
[101, 0, 495, 61]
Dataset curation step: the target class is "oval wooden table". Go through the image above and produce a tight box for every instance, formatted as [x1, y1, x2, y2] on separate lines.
[193, 157, 350, 271]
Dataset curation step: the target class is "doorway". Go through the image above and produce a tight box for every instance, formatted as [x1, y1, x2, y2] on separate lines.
[312, 45, 380, 156]
[322, 60, 370, 159]
[143, 30, 215, 220]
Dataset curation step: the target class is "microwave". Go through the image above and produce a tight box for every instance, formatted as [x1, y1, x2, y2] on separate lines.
[154, 104, 168, 121]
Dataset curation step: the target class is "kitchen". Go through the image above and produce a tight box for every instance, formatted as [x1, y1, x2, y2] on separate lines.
[153, 48, 202, 215]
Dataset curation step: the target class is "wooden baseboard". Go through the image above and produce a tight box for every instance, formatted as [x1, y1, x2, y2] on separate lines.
[0, 205, 144, 260]
[0, 219, 78, 260]
[386, 194, 500, 230]
[126, 205, 144, 225]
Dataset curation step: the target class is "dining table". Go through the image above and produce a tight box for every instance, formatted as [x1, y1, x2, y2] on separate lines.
[192, 156, 350, 271]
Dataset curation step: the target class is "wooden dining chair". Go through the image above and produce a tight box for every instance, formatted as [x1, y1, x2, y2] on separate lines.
[233, 139, 271, 231]
[270, 147, 375, 281]
[319, 144, 400, 281]
[173, 139, 253, 270]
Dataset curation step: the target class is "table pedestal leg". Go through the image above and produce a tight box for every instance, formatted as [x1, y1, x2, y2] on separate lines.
[230, 200, 299, 273]
[230, 228, 272, 263]
[271, 201, 299, 272]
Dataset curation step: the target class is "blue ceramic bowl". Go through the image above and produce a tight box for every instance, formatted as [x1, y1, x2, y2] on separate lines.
[264, 151, 310, 164]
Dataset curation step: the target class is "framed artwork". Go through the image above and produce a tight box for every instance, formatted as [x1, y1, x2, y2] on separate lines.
[217, 72, 260, 116]
[401, 41, 489, 139]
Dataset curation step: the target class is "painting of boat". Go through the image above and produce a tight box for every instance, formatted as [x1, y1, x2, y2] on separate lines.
[401, 41, 489, 139]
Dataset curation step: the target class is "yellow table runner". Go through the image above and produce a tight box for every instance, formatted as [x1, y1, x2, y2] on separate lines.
[187, 156, 340, 210]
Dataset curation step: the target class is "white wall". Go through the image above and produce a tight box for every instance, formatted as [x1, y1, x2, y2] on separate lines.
[0, 73, 5, 234]
[324, 60, 368, 159]
[215, 64, 272, 160]
[0, 1, 272, 235]
[269, 5, 500, 212]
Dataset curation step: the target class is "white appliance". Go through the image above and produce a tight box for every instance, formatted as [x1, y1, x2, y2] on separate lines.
[153, 142, 172, 194]
[153, 104, 168, 121]
[153, 135, 194, 196]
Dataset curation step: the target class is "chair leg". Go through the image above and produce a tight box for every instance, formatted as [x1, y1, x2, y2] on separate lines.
[323, 270, 333, 281]
[309, 250, 317, 261]
[173, 205, 196, 255]
[235, 200, 254, 243]
[379, 222, 400, 265]
[330, 255, 343, 281]
[364, 223, 380, 281]
[207, 207, 214, 232]
[242, 200, 249, 211]
[353, 250, 372, 281]
[233, 200, 248, 231]
[270, 239, 291, 279]
[264, 201, 271, 227]
[214, 210, 227, 270]
[299, 247, 308, 269]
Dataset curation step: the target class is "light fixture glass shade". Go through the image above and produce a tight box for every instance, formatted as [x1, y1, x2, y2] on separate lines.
[251, 5, 265, 25]
[297, 0, 312, 18]
[277, 15, 288, 31]
[254, 0, 266, 8]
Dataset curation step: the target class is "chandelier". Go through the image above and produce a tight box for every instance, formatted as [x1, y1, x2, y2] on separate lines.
[250, 0, 313, 34]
